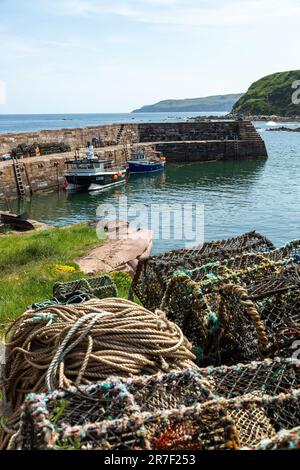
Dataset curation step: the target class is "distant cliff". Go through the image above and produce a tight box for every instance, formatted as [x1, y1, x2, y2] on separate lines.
[132, 93, 243, 113]
[233, 70, 300, 116]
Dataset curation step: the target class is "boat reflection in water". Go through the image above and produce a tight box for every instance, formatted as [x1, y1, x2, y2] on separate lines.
[128, 169, 167, 187]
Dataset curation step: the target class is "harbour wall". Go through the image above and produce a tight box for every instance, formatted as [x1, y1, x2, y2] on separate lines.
[156, 140, 266, 162]
[0, 121, 267, 199]
[0, 144, 152, 199]
[0, 121, 266, 155]
[0, 153, 71, 199]
[0, 124, 139, 156]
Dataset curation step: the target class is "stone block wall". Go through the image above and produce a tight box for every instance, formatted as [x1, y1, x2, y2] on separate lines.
[0, 154, 72, 199]
[0, 163, 17, 199]
[0, 124, 139, 157]
[137, 122, 241, 142]
[156, 140, 267, 162]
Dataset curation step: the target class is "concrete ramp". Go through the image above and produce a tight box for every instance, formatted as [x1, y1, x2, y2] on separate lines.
[75, 224, 152, 277]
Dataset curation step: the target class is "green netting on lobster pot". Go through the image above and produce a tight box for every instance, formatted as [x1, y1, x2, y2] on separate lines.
[53, 274, 118, 300]
[129, 231, 275, 311]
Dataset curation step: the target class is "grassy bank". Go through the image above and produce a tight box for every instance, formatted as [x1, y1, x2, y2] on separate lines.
[0, 224, 132, 328]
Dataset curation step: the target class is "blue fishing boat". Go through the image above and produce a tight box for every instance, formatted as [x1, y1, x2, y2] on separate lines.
[128, 149, 166, 174]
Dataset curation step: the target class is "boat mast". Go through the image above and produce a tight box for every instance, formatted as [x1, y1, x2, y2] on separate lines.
[86, 142, 95, 160]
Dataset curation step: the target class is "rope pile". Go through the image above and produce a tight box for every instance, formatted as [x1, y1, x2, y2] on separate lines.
[0, 298, 196, 449]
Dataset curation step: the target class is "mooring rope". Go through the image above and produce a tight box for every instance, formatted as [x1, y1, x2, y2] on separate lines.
[0, 298, 196, 449]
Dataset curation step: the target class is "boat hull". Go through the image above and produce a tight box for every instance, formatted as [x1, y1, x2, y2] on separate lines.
[65, 173, 126, 192]
[0, 212, 34, 231]
[128, 161, 165, 174]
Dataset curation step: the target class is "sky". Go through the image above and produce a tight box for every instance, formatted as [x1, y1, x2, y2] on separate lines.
[0, 0, 299, 114]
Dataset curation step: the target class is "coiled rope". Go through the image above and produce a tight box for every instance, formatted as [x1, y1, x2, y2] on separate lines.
[0, 298, 196, 449]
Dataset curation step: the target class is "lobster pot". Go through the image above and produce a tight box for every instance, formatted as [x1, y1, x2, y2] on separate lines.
[266, 239, 300, 263]
[129, 231, 275, 311]
[17, 370, 215, 448]
[199, 359, 300, 398]
[24, 405, 237, 451]
[160, 256, 291, 365]
[53, 275, 118, 301]
[199, 358, 300, 445]
[11, 370, 219, 450]
[121, 369, 214, 412]
[11, 142, 71, 157]
[245, 426, 300, 450]
[221, 391, 299, 448]
[219, 265, 300, 362]
[13, 388, 299, 451]
[14, 380, 139, 450]
[13, 363, 300, 450]
[117, 365, 300, 449]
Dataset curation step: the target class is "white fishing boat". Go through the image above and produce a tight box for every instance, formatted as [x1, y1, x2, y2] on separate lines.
[64, 143, 126, 192]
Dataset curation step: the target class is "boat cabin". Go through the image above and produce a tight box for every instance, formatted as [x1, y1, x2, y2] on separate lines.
[131, 150, 146, 161]
[65, 159, 114, 172]
[131, 149, 164, 161]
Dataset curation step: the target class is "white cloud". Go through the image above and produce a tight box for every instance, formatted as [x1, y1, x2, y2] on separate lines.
[45, 0, 300, 27]
[47, 0, 141, 18]
[0, 35, 41, 57]
[0, 33, 88, 61]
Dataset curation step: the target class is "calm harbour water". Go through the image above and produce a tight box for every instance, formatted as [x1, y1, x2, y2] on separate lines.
[0, 114, 299, 254]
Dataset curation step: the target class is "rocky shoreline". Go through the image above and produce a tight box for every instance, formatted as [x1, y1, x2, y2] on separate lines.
[266, 126, 300, 132]
[189, 114, 300, 122]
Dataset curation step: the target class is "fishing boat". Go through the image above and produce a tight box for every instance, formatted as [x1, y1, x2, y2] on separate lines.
[64, 144, 126, 192]
[127, 149, 166, 174]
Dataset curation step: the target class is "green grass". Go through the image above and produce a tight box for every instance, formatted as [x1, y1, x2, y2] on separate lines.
[233, 70, 300, 116]
[0, 225, 132, 328]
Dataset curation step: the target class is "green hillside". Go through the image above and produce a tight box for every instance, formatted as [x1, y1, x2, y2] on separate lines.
[233, 70, 300, 116]
[132, 93, 243, 113]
